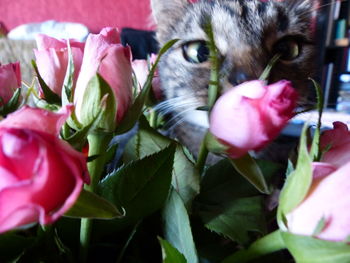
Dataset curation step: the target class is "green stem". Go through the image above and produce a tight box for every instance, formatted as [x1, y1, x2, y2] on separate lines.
[194, 20, 220, 172]
[205, 21, 221, 110]
[222, 230, 286, 263]
[80, 131, 112, 262]
[149, 109, 157, 128]
[259, 54, 281, 81]
[195, 138, 209, 175]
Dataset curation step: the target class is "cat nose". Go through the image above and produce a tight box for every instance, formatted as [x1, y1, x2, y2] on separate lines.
[228, 70, 250, 86]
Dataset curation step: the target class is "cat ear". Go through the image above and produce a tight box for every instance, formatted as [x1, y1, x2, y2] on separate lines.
[151, 0, 189, 43]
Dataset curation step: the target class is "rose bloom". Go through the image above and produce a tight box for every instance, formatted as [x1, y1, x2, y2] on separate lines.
[34, 34, 85, 95]
[286, 122, 350, 242]
[0, 105, 89, 233]
[209, 80, 298, 158]
[131, 54, 162, 100]
[132, 59, 148, 90]
[0, 62, 21, 106]
[74, 27, 133, 124]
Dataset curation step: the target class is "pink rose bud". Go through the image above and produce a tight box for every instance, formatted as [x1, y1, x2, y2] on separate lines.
[209, 80, 298, 158]
[74, 27, 132, 124]
[34, 34, 85, 96]
[286, 122, 350, 242]
[0, 105, 89, 233]
[132, 59, 149, 90]
[131, 54, 162, 100]
[0, 62, 21, 106]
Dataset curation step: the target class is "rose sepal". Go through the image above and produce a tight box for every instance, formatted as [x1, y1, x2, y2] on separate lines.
[277, 123, 313, 230]
[31, 60, 61, 104]
[0, 88, 22, 116]
[280, 231, 350, 263]
[204, 131, 230, 155]
[78, 73, 117, 133]
[205, 131, 270, 194]
[115, 39, 178, 134]
[62, 104, 106, 151]
[64, 189, 124, 219]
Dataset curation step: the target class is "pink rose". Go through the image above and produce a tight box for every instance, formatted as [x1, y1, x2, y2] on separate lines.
[132, 59, 148, 90]
[0, 62, 21, 106]
[34, 34, 85, 96]
[131, 54, 162, 99]
[74, 27, 132, 123]
[209, 80, 298, 158]
[286, 122, 350, 242]
[0, 105, 89, 233]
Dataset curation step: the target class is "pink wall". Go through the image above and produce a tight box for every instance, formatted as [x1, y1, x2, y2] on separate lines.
[0, 0, 155, 33]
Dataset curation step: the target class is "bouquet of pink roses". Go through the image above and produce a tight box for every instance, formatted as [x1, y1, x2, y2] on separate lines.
[0, 25, 349, 263]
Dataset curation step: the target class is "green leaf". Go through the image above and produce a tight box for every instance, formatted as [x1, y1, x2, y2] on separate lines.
[163, 189, 199, 263]
[204, 131, 230, 155]
[159, 237, 187, 263]
[230, 154, 270, 194]
[196, 159, 268, 245]
[124, 116, 200, 210]
[13, 225, 74, 263]
[31, 60, 61, 104]
[61, 39, 75, 105]
[222, 230, 286, 263]
[0, 233, 35, 262]
[172, 146, 200, 210]
[202, 197, 266, 246]
[309, 78, 324, 161]
[116, 39, 178, 134]
[286, 159, 295, 177]
[277, 124, 313, 229]
[97, 144, 176, 227]
[312, 217, 327, 236]
[281, 231, 350, 263]
[79, 74, 117, 132]
[64, 189, 123, 219]
[64, 106, 106, 150]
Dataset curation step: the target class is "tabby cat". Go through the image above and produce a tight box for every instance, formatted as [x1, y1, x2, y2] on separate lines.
[151, 0, 317, 161]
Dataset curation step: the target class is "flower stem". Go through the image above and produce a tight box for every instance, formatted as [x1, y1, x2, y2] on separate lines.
[205, 19, 221, 110]
[194, 20, 220, 172]
[195, 138, 209, 175]
[80, 131, 112, 262]
[222, 230, 286, 263]
[149, 109, 158, 128]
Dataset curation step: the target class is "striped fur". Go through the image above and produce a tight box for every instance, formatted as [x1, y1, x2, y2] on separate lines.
[152, 0, 316, 158]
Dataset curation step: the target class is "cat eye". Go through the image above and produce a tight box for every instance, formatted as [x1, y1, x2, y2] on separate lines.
[182, 41, 210, 64]
[272, 37, 301, 61]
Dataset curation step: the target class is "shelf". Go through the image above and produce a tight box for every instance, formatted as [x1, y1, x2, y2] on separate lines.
[326, 44, 350, 49]
[283, 110, 350, 137]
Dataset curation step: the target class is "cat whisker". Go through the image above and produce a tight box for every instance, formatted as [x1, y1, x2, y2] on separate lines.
[154, 96, 202, 116]
[154, 99, 194, 113]
[298, 0, 346, 18]
[164, 108, 199, 131]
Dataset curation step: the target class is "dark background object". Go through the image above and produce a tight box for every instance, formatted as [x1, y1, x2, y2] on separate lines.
[121, 28, 159, 60]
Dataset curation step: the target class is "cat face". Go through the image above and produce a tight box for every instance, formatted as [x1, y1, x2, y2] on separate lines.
[152, 0, 316, 129]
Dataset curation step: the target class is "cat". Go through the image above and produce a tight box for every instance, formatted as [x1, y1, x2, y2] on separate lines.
[151, 0, 317, 162]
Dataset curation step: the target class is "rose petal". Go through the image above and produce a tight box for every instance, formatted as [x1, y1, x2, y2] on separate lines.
[0, 105, 73, 136]
[287, 161, 350, 241]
